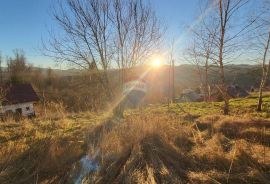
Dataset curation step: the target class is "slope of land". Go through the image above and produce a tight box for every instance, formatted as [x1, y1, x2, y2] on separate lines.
[1, 94, 270, 183]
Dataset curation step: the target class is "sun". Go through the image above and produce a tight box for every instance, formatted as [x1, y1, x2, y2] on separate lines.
[152, 58, 162, 67]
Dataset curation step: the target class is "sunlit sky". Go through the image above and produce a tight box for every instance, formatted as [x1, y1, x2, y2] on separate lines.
[0, 0, 259, 69]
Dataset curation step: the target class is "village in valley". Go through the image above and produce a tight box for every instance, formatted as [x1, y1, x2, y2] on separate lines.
[1, 0, 270, 184]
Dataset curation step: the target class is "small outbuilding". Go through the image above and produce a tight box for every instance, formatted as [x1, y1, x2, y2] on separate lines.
[0, 83, 39, 117]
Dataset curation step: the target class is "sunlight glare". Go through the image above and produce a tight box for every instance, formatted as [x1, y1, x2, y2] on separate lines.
[152, 58, 162, 67]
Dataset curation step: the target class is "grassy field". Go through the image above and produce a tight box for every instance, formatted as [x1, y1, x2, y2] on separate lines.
[1, 95, 270, 183]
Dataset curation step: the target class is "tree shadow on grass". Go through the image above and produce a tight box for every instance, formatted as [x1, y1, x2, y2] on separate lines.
[94, 134, 193, 184]
[92, 132, 270, 184]
[196, 119, 270, 147]
[0, 137, 85, 184]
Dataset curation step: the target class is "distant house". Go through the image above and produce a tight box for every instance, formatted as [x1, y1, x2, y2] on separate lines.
[0, 84, 39, 117]
[227, 85, 249, 98]
[176, 89, 203, 102]
[211, 84, 249, 101]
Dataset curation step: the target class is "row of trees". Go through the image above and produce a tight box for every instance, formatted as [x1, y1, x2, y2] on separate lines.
[186, 0, 270, 114]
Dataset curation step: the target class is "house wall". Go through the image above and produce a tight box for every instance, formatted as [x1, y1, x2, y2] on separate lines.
[0, 102, 35, 116]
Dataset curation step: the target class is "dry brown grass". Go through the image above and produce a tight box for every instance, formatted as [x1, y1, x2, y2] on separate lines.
[1, 137, 84, 184]
[0, 110, 107, 184]
[81, 113, 270, 184]
[1, 105, 270, 183]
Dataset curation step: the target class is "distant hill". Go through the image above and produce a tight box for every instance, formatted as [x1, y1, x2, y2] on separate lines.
[32, 67, 83, 76]
[1, 64, 264, 91]
[173, 64, 262, 89]
[48, 64, 262, 90]
[1, 67, 82, 77]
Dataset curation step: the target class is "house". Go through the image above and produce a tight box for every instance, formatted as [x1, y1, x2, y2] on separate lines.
[227, 85, 249, 98]
[0, 83, 39, 117]
[210, 84, 249, 101]
[176, 89, 203, 102]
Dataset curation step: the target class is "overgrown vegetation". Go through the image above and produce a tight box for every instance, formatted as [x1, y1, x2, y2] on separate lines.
[0, 108, 108, 184]
[1, 95, 270, 183]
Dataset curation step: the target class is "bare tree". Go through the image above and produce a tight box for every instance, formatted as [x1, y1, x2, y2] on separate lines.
[112, 0, 162, 81]
[44, 0, 114, 100]
[256, 1, 270, 111]
[185, 43, 204, 91]
[7, 50, 32, 84]
[257, 32, 270, 111]
[216, 0, 232, 114]
[185, 18, 218, 101]
[205, 0, 255, 114]
[113, 0, 162, 68]
[44, 0, 163, 102]
[185, 39, 215, 101]
[168, 40, 176, 105]
[0, 52, 3, 85]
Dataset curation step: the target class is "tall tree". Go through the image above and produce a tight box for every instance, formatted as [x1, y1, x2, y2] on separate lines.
[185, 26, 217, 101]
[168, 40, 176, 104]
[0, 52, 3, 85]
[112, 0, 162, 84]
[7, 50, 32, 84]
[203, 0, 254, 114]
[44, 0, 163, 102]
[256, 0, 270, 111]
[257, 32, 270, 111]
[45, 0, 113, 100]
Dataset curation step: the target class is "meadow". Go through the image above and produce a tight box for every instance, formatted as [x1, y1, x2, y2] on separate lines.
[0, 94, 270, 184]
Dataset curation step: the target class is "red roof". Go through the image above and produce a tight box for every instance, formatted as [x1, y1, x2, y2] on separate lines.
[1, 83, 39, 105]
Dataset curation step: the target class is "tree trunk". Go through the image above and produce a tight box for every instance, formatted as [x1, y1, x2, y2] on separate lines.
[257, 88, 263, 111]
[257, 32, 270, 111]
[257, 75, 266, 111]
[168, 58, 171, 106]
[218, 0, 229, 115]
[172, 59, 175, 103]
[219, 26, 228, 114]
[207, 85, 211, 101]
[103, 72, 113, 101]
[219, 43, 229, 115]
[224, 95, 229, 115]
[204, 55, 210, 101]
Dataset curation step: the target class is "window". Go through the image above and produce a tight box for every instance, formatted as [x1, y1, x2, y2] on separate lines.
[26, 107, 30, 111]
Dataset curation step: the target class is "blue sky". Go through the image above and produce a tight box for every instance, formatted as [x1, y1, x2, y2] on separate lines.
[0, 0, 201, 68]
[0, 0, 257, 68]
[0, 0, 55, 67]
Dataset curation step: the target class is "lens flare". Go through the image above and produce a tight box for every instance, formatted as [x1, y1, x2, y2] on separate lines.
[152, 58, 162, 67]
